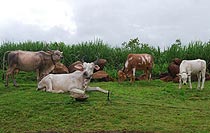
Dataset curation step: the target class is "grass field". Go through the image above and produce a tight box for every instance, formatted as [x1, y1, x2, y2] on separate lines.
[1, 72, 210, 132]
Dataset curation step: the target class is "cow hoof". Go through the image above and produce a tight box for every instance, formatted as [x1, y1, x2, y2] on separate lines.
[72, 93, 89, 102]
[37, 88, 41, 91]
[75, 96, 89, 102]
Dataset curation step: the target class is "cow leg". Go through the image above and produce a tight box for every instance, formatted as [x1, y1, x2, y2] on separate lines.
[144, 69, 149, 80]
[188, 75, 192, 89]
[36, 69, 40, 81]
[71, 88, 85, 94]
[37, 79, 46, 91]
[5, 66, 16, 87]
[12, 71, 18, 87]
[5, 73, 9, 87]
[197, 72, 201, 90]
[47, 90, 65, 93]
[86, 86, 109, 94]
[148, 68, 152, 81]
[130, 68, 136, 83]
[43, 79, 53, 92]
[86, 86, 110, 100]
[179, 76, 182, 89]
[201, 71, 206, 90]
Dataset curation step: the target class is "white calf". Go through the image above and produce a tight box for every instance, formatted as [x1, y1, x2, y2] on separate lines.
[178, 59, 206, 90]
[37, 62, 109, 98]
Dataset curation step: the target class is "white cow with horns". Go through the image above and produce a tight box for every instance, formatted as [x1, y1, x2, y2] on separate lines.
[37, 62, 110, 100]
[178, 59, 206, 90]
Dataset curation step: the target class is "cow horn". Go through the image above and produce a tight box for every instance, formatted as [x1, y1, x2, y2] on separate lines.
[122, 67, 125, 72]
[47, 47, 53, 52]
[93, 56, 99, 65]
[43, 43, 52, 51]
[81, 55, 87, 63]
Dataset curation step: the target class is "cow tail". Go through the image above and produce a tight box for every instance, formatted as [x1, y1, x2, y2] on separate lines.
[2, 51, 10, 80]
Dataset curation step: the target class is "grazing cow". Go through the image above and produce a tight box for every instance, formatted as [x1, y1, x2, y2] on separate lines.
[178, 59, 206, 90]
[37, 62, 110, 100]
[118, 54, 154, 83]
[3, 50, 63, 87]
[51, 62, 69, 74]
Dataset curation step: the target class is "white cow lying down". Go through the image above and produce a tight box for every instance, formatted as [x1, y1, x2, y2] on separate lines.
[178, 59, 206, 90]
[37, 62, 109, 99]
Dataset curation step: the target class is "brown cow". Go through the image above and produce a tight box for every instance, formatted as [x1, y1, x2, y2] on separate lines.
[51, 62, 69, 74]
[168, 58, 182, 78]
[92, 70, 115, 82]
[3, 50, 63, 87]
[160, 58, 182, 82]
[118, 54, 154, 83]
[68, 61, 83, 73]
[93, 59, 107, 72]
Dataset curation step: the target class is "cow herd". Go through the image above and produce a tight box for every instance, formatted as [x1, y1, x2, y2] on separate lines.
[2, 50, 207, 100]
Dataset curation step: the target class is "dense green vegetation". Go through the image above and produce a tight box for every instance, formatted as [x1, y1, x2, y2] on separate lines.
[1, 39, 210, 78]
[1, 71, 210, 132]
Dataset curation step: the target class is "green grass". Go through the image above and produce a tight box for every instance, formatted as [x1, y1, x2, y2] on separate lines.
[1, 72, 210, 132]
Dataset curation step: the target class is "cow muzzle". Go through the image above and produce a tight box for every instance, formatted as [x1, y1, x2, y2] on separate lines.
[83, 72, 92, 80]
[183, 82, 187, 85]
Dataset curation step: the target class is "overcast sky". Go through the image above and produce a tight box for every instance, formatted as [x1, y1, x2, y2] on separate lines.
[0, 0, 210, 49]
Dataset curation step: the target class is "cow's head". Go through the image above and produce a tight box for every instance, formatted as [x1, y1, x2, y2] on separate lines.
[74, 62, 100, 78]
[178, 72, 190, 85]
[50, 50, 63, 62]
[118, 70, 127, 82]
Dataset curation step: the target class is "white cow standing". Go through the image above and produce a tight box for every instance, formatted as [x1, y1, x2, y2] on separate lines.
[37, 62, 109, 99]
[178, 59, 206, 90]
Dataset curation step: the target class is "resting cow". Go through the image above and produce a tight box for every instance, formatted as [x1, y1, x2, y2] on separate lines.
[68, 61, 83, 73]
[118, 53, 154, 83]
[178, 59, 206, 90]
[37, 62, 109, 99]
[51, 62, 69, 74]
[3, 50, 63, 87]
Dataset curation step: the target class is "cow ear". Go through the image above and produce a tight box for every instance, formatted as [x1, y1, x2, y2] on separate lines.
[94, 65, 100, 70]
[74, 64, 83, 70]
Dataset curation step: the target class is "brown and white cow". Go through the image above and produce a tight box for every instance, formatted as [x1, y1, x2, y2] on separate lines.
[118, 54, 154, 83]
[3, 50, 63, 87]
